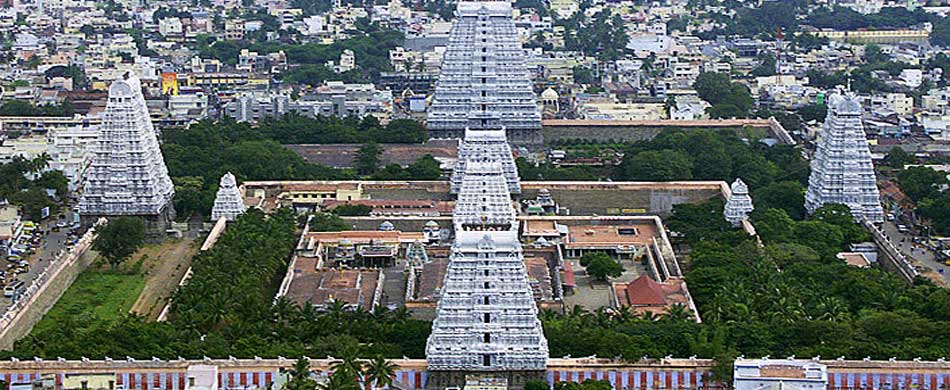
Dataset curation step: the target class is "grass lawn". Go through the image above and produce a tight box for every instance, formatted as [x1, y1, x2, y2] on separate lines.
[32, 268, 145, 335]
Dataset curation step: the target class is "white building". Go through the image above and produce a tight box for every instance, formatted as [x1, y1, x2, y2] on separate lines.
[49, 125, 99, 192]
[158, 17, 183, 37]
[804, 92, 884, 223]
[451, 128, 520, 195]
[78, 73, 175, 228]
[426, 1, 542, 144]
[724, 178, 754, 227]
[734, 359, 828, 390]
[211, 172, 246, 222]
[426, 160, 548, 372]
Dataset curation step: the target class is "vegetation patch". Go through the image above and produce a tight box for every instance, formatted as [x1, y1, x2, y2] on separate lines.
[32, 269, 145, 336]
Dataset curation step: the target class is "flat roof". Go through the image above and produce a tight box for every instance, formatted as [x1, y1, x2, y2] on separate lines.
[284, 268, 380, 309]
[565, 224, 656, 249]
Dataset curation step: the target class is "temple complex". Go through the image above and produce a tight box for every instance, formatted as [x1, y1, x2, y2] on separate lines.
[723, 178, 754, 227]
[425, 1, 542, 145]
[425, 160, 547, 386]
[212, 172, 247, 222]
[804, 92, 884, 223]
[451, 129, 521, 195]
[78, 73, 175, 233]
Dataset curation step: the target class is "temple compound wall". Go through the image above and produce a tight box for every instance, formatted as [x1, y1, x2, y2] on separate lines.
[1, 358, 949, 390]
[541, 118, 794, 145]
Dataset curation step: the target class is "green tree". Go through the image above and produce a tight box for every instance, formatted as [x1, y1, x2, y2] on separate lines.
[172, 176, 208, 220]
[363, 355, 397, 390]
[33, 170, 68, 197]
[286, 359, 317, 390]
[897, 166, 948, 203]
[752, 181, 806, 220]
[526, 380, 549, 390]
[580, 252, 624, 281]
[883, 146, 914, 169]
[331, 204, 373, 216]
[355, 142, 382, 176]
[92, 217, 146, 270]
[617, 149, 693, 181]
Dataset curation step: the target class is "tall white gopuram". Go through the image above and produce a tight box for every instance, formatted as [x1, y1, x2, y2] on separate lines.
[804, 92, 884, 223]
[79, 73, 175, 229]
[211, 172, 246, 222]
[724, 178, 754, 227]
[426, 1, 542, 144]
[451, 128, 520, 194]
[426, 161, 548, 372]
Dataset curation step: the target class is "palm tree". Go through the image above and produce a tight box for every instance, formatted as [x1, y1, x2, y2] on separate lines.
[317, 372, 360, 390]
[29, 153, 51, 174]
[661, 303, 692, 322]
[363, 356, 397, 390]
[286, 359, 317, 390]
[330, 342, 364, 384]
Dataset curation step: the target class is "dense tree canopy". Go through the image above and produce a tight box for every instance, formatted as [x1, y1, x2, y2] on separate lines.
[93, 217, 146, 270]
[0, 155, 64, 220]
[613, 129, 806, 191]
[161, 116, 430, 219]
[10, 210, 431, 359]
[692, 73, 754, 118]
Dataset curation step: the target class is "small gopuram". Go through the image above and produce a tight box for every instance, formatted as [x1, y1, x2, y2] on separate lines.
[211, 172, 246, 222]
[451, 128, 520, 195]
[804, 91, 884, 223]
[425, 1, 542, 144]
[79, 73, 175, 234]
[723, 178, 754, 227]
[426, 161, 547, 388]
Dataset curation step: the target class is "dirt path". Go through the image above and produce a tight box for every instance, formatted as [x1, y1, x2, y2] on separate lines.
[129, 237, 199, 320]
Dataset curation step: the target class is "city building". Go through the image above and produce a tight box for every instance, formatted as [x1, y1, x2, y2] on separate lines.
[804, 92, 884, 223]
[222, 83, 393, 123]
[211, 172, 246, 222]
[78, 73, 175, 233]
[426, 1, 542, 144]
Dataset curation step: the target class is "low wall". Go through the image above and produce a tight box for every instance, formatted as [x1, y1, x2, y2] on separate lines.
[541, 118, 794, 145]
[156, 217, 229, 322]
[0, 223, 100, 349]
[1, 357, 950, 390]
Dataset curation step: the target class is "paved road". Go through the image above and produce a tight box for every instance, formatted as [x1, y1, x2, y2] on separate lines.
[0, 216, 75, 311]
[879, 220, 946, 283]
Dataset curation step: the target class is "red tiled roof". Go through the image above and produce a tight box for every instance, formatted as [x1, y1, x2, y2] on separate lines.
[561, 260, 576, 287]
[625, 275, 667, 306]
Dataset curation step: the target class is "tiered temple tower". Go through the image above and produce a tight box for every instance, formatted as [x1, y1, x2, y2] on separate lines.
[426, 1, 542, 145]
[426, 160, 548, 387]
[723, 178, 754, 227]
[79, 73, 175, 233]
[211, 172, 246, 222]
[804, 92, 884, 223]
[451, 128, 521, 194]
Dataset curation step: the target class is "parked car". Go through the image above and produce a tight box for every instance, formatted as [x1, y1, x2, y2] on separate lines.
[4, 280, 24, 298]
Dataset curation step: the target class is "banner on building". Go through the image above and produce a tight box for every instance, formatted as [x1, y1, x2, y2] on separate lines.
[161, 72, 179, 95]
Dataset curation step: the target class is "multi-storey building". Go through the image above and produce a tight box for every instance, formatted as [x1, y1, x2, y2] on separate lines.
[426, 160, 548, 379]
[426, 1, 542, 144]
[450, 129, 520, 195]
[804, 92, 884, 223]
[222, 83, 393, 123]
[78, 73, 175, 233]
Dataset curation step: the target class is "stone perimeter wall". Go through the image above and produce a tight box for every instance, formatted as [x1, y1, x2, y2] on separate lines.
[0, 226, 99, 349]
[541, 119, 794, 145]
